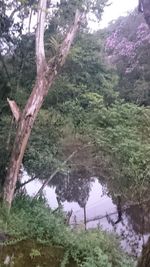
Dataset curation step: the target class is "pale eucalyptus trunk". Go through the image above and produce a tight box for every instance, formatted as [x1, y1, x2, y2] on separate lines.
[3, 0, 82, 209]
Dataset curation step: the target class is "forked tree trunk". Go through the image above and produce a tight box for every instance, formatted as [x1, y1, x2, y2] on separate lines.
[3, 75, 49, 207]
[3, 0, 82, 209]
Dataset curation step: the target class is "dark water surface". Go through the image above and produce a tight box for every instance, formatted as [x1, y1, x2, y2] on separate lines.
[23, 172, 150, 257]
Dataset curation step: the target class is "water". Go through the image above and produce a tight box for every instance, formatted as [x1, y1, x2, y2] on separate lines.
[23, 172, 150, 257]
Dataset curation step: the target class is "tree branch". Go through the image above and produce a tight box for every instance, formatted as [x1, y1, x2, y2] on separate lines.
[57, 9, 82, 68]
[10, 5, 23, 20]
[47, 9, 82, 77]
[36, 0, 47, 74]
[28, 8, 33, 33]
[34, 144, 91, 199]
[15, 176, 37, 192]
[7, 98, 21, 122]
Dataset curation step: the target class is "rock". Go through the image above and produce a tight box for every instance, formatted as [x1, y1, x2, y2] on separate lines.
[4, 255, 11, 265]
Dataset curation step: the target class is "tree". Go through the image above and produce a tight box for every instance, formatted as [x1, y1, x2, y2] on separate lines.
[105, 11, 150, 105]
[2, 0, 107, 209]
[2, 0, 81, 209]
[139, 0, 150, 27]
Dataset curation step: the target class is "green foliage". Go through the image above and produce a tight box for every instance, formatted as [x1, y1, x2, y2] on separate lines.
[104, 11, 150, 105]
[24, 108, 65, 179]
[29, 248, 41, 259]
[0, 115, 15, 191]
[45, 32, 118, 110]
[0, 4, 146, 266]
[84, 99, 150, 200]
[0, 196, 134, 267]
[50, 0, 108, 31]
[4, 195, 68, 243]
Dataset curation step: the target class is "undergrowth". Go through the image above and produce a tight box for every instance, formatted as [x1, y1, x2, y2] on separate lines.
[0, 195, 135, 267]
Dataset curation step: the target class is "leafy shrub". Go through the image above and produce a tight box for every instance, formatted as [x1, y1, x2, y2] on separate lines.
[0, 195, 134, 267]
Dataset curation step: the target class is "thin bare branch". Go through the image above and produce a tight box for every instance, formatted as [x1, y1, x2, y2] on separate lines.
[34, 144, 91, 199]
[15, 176, 37, 192]
[28, 8, 33, 34]
[58, 9, 82, 67]
[9, 6, 22, 20]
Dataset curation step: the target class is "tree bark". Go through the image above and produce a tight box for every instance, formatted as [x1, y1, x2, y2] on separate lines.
[143, 0, 150, 27]
[3, 0, 82, 209]
[139, 0, 150, 27]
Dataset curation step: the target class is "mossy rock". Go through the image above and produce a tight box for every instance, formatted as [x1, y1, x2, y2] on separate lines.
[0, 239, 76, 267]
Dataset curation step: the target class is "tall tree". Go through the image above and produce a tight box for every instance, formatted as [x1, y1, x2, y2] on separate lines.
[2, 0, 107, 209]
[105, 11, 150, 105]
[2, 0, 82, 208]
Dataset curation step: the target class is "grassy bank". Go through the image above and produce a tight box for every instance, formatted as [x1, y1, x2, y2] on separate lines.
[0, 195, 135, 267]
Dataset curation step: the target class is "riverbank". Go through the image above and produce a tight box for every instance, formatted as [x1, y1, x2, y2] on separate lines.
[0, 195, 134, 267]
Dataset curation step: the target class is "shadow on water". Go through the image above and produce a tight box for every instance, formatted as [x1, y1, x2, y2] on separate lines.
[0, 240, 76, 267]
[23, 171, 150, 258]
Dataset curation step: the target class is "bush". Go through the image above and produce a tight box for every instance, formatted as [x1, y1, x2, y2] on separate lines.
[0, 195, 134, 267]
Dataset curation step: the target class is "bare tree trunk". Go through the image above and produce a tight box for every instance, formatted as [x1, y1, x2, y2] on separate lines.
[3, 0, 82, 209]
[139, 0, 150, 27]
[3, 76, 49, 207]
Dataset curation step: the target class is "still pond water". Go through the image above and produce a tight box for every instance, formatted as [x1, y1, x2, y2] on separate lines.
[23, 173, 150, 258]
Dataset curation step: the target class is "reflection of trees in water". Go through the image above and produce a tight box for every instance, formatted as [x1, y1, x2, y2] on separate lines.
[125, 202, 150, 235]
[106, 200, 150, 257]
[51, 168, 93, 208]
[49, 160, 150, 257]
[106, 212, 143, 257]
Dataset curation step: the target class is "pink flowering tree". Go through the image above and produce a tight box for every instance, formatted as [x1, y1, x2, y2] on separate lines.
[105, 13, 150, 105]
